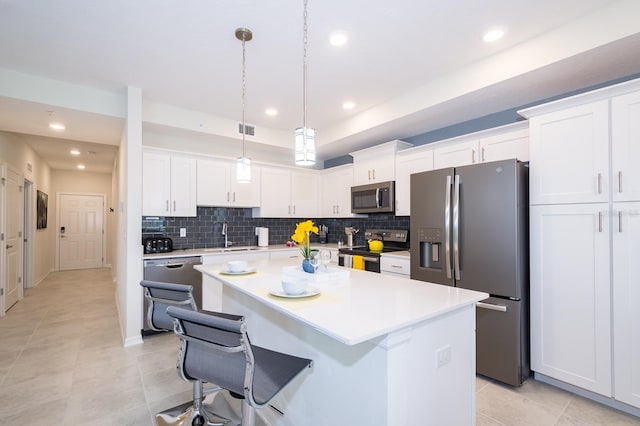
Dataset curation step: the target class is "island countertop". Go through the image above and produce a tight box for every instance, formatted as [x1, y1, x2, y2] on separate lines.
[196, 258, 488, 346]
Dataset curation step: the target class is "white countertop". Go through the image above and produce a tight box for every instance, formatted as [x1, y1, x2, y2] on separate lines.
[142, 243, 340, 259]
[196, 258, 487, 346]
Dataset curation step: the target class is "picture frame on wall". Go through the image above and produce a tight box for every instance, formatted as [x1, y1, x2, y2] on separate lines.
[37, 190, 48, 229]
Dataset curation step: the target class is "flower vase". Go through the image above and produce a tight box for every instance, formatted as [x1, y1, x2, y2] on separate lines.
[302, 259, 314, 273]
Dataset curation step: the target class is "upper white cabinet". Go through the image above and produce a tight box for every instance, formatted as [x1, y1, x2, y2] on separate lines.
[256, 166, 320, 218]
[321, 165, 354, 217]
[611, 90, 640, 202]
[196, 159, 261, 207]
[433, 139, 479, 169]
[527, 100, 609, 205]
[351, 140, 412, 185]
[394, 148, 434, 216]
[143, 152, 197, 217]
[479, 126, 529, 163]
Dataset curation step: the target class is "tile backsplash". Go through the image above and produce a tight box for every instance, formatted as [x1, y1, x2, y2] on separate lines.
[142, 207, 410, 250]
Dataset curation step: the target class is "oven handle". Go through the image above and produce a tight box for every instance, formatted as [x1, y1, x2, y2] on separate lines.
[338, 253, 380, 263]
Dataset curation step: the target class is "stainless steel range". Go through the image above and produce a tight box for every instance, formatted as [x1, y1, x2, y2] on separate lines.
[338, 229, 409, 273]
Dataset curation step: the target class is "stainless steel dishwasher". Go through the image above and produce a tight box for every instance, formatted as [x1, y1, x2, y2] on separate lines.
[142, 256, 202, 334]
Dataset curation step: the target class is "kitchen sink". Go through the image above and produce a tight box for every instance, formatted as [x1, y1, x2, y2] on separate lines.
[202, 246, 261, 253]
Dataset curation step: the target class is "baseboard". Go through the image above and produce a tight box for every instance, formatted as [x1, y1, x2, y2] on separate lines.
[534, 372, 640, 418]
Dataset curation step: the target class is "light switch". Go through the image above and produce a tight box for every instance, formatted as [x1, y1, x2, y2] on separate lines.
[180, 228, 186, 237]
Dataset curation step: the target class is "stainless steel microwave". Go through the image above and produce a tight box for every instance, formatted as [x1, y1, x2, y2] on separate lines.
[351, 181, 395, 214]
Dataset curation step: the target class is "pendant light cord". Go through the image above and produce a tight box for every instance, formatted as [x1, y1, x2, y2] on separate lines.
[241, 36, 247, 157]
[302, 0, 308, 131]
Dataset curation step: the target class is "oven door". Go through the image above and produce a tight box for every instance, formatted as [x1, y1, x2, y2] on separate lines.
[338, 252, 381, 273]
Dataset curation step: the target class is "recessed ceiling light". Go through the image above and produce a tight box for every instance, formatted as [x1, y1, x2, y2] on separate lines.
[483, 28, 505, 43]
[342, 101, 356, 110]
[265, 108, 278, 116]
[70, 149, 81, 156]
[77, 164, 86, 170]
[329, 31, 348, 47]
[49, 123, 65, 130]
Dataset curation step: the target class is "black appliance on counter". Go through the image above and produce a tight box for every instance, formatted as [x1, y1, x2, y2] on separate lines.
[338, 229, 409, 273]
[143, 237, 173, 254]
[410, 159, 529, 387]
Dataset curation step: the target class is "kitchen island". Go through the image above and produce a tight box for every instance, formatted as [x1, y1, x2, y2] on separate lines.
[196, 258, 488, 425]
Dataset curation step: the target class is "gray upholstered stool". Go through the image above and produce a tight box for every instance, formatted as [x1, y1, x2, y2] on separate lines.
[166, 306, 313, 426]
[140, 280, 235, 426]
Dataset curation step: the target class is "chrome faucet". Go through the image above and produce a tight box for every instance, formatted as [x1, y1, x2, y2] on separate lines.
[221, 222, 233, 248]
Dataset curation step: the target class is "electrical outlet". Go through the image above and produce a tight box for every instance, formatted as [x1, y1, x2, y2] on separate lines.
[436, 345, 452, 368]
[180, 228, 186, 237]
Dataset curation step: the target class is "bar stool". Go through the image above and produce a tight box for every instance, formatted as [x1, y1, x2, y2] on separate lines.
[140, 280, 235, 426]
[166, 306, 313, 426]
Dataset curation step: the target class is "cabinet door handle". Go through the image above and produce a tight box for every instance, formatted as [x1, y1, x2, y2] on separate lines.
[598, 211, 603, 233]
[481, 147, 485, 162]
[293, 205, 296, 214]
[166, 200, 169, 212]
[372, 169, 376, 180]
[288, 205, 291, 214]
[233, 192, 236, 202]
[227, 192, 230, 202]
[618, 211, 623, 233]
[618, 171, 622, 193]
[336, 205, 339, 214]
[173, 200, 176, 212]
[597, 173, 602, 194]
[368, 170, 371, 180]
[472, 149, 476, 164]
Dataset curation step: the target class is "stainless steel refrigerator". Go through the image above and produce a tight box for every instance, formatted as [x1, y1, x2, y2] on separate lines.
[410, 159, 529, 386]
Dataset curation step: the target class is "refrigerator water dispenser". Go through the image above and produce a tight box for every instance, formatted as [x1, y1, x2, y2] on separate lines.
[418, 227, 443, 270]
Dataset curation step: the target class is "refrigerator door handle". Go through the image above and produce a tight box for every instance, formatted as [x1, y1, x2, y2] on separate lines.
[453, 174, 461, 280]
[477, 302, 508, 312]
[445, 175, 452, 279]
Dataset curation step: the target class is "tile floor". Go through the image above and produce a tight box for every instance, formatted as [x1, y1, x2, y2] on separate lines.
[0, 268, 638, 426]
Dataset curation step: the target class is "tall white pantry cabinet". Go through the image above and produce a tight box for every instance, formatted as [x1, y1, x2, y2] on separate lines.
[521, 79, 640, 411]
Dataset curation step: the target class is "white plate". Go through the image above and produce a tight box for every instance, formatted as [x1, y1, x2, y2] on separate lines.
[269, 286, 321, 299]
[219, 267, 256, 275]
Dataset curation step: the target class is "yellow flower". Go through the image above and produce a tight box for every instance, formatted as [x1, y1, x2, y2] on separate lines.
[291, 220, 319, 259]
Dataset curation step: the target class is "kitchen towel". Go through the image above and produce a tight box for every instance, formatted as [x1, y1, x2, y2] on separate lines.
[352, 255, 364, 270]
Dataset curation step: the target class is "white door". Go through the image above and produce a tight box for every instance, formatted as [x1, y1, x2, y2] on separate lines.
[613, 202, 640, 408]
[4, 166, 23, 310]
[611, 90, 640, 202]
[530, 203, 611, 396]
[59, 194, 104, 271]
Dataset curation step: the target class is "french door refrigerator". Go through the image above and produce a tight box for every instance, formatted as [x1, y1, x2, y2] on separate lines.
[410, 159, 530, 386]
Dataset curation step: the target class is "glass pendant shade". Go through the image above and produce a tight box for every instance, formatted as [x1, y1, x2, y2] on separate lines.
[295, 126, 316, 166]
[236, 156, 251, 183]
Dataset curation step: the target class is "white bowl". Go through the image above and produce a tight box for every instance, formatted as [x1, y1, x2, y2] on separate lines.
[227, 260, 248, 273]
[282, 277, 308, 295]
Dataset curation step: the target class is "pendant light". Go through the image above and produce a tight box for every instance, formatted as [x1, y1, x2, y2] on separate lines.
[295, 0, 316, 166]
[236, 27, 252, 182]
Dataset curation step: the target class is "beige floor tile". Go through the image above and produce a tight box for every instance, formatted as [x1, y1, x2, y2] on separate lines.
[558, 394, 640, 425]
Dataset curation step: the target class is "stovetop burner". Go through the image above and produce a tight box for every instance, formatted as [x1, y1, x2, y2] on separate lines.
[338, 229, 409, 256]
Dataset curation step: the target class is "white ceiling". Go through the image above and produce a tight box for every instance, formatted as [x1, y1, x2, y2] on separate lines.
[0, 0, 639, 172]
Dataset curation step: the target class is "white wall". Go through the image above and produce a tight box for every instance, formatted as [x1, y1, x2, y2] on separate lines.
[51, 169, 113, 267]
[0, 131, 53, 285]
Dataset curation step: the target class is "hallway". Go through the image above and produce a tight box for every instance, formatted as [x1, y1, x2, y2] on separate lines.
[0, 268, 638, 425]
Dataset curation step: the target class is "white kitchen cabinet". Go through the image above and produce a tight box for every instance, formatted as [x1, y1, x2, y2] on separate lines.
[380, 254, 410, 277]
[527, 100, 609, 205]
[530, 203, 612, 396]
[350, 140, 412, 185]
[479, 127, 529, 163]
[394, 148, 434, 216]
[321, 165, 354, 217]
[433, 138, 480, 170]
[612, 202, 640, 408]
[611, 90, 640, 202]
[196, 159, 261, 207]
[256, 166, 320, 218]
[270, 249, 300, 261]
[142, 152, 197, 217]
